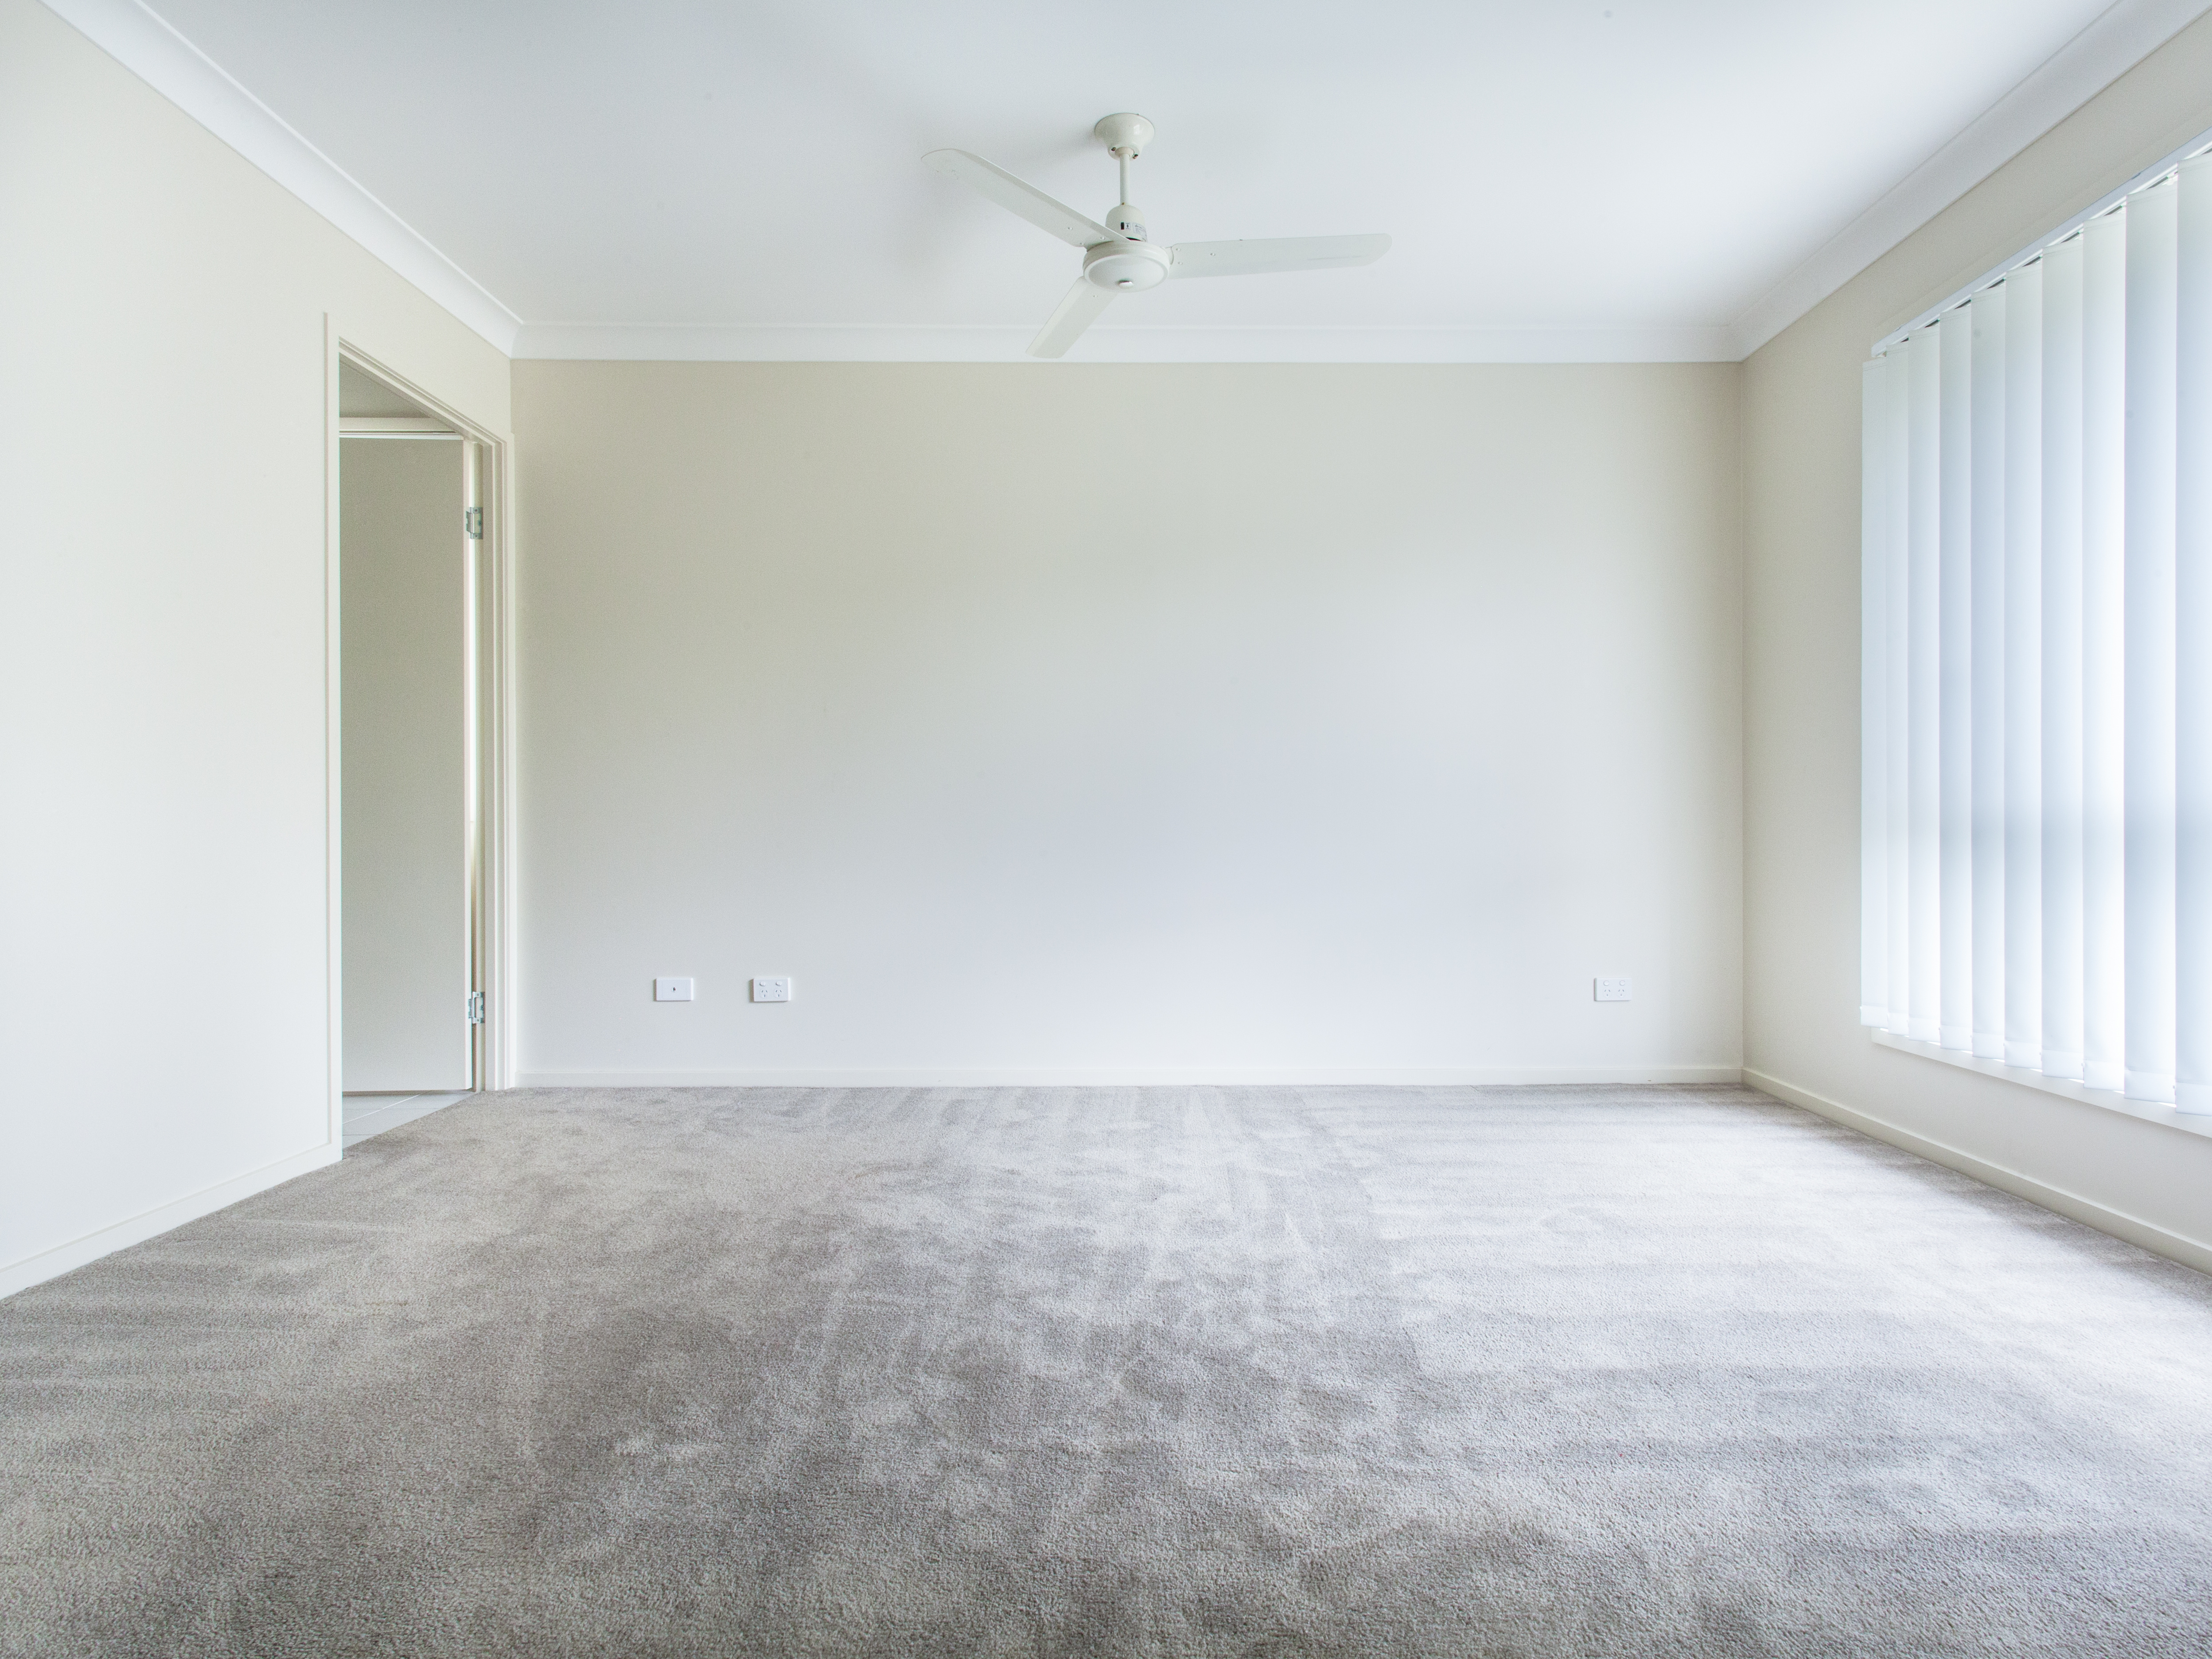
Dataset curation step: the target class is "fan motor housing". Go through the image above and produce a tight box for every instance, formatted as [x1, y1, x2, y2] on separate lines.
[1083, 240, 1171, 292]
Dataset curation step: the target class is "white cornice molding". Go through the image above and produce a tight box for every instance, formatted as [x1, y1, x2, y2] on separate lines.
[41, 0, 524, 354]
[1728, 0, 2212, 360]
[511, 323, 1739, 364]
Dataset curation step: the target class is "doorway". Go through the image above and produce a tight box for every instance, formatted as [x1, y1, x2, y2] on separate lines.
[332, 347, 508, 1143]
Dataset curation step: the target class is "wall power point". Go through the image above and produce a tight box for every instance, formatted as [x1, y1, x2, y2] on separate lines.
[1594, 977, 1632, 1003]
[752, 977, 792, 1003]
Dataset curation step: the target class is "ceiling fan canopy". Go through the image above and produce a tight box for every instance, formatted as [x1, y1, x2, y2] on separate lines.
[924, 113, 1391, 359]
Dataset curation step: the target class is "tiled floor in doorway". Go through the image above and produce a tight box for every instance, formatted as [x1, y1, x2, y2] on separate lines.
[342, 1092, 470, 1148]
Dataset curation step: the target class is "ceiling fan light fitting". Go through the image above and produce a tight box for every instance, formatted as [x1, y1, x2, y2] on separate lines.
[1083, 241, 1170, 292]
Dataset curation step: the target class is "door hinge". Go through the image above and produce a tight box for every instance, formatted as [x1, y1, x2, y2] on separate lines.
[463, 506, 483, 540]
[467, 990, 486, 1024]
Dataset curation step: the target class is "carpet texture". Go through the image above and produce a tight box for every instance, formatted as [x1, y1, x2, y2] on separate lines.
[4, 1084, 2212, 1657]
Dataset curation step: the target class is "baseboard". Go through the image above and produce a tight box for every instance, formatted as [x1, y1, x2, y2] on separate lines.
[0, 1139, 343, 1301]
[515, 1065, 1747, 1087]
[1742, 1066, 2212, 1277]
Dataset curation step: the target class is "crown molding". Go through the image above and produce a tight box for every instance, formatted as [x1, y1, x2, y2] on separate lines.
[41, 0, 524, 353]
[510, 323, 1738, 364]
[1728, 0, 2212, 360]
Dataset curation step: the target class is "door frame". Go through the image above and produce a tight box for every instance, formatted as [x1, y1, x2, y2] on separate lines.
[323, 318, 519, 1146]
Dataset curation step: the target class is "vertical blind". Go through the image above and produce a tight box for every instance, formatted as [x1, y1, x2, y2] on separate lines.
[1861, 148, 2212, 1111]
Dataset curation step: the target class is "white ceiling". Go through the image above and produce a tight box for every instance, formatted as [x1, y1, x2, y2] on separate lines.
[78, 0, 2212, 359]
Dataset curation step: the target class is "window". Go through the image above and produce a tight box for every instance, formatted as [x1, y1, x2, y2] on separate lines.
[1861, 134, 2212, 1112]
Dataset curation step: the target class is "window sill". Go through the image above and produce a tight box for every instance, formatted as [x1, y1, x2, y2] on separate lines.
[1870, 1028, 2212, 1142]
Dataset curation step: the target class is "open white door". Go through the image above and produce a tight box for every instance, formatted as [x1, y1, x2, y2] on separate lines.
[341, 435, 472, 1091]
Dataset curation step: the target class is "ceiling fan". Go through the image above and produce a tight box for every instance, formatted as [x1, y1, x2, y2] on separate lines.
[924, 114, 1391, 359]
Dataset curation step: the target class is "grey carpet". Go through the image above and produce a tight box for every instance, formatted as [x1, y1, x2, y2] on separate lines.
[5, 1084, 2212, 1658]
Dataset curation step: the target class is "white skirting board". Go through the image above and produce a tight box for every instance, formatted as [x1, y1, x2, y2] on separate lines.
[516, 1065, 1748, 1087]
[1745, 1066, 2212, 1277]
[0, 1139, 342, 1301]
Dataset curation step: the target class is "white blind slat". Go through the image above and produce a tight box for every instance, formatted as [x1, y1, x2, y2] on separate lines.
[2124, 181, 2179, 1104]
[1970, 289, 2008, 1059]
[2004, 261, 2044, 1071]
[2080, 206, 2128, 1095]
[1908, 331, 1943, 1044]
[2176, 156, 2212, 1111]
[1939, 314, 1975, 1051]
[1862, 358, 1891, 1027]
[2041, 233, 2086, 1081]
[2035, 240, 2070, 1084]
[1885, 346, 1913, 1035]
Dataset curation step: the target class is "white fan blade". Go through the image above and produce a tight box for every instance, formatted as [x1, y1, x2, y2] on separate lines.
[924, 149, 1114, 249]
[1028, 280, 1115, 359]
[1169, 234, 1392, 278]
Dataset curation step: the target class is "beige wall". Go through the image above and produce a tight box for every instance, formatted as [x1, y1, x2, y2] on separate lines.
[0, 0, 510, 1293]
[512, 361, 1743, 1083]
[1742, 13, 2212, 1265]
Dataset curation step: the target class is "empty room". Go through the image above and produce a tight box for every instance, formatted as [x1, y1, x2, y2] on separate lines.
[7, 0, 2212, 1652]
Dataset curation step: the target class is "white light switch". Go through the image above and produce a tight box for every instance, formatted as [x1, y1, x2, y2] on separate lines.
[654, 977, 695, 1002]
[751, 977, 792, 1003]
[1594, 977, 1632, 1003]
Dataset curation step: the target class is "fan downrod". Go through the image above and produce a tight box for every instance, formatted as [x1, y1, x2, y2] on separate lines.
[1092, 113, 1155, 247]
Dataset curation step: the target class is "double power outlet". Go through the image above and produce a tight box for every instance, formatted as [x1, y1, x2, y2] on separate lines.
[654, 977, 792, 1003]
